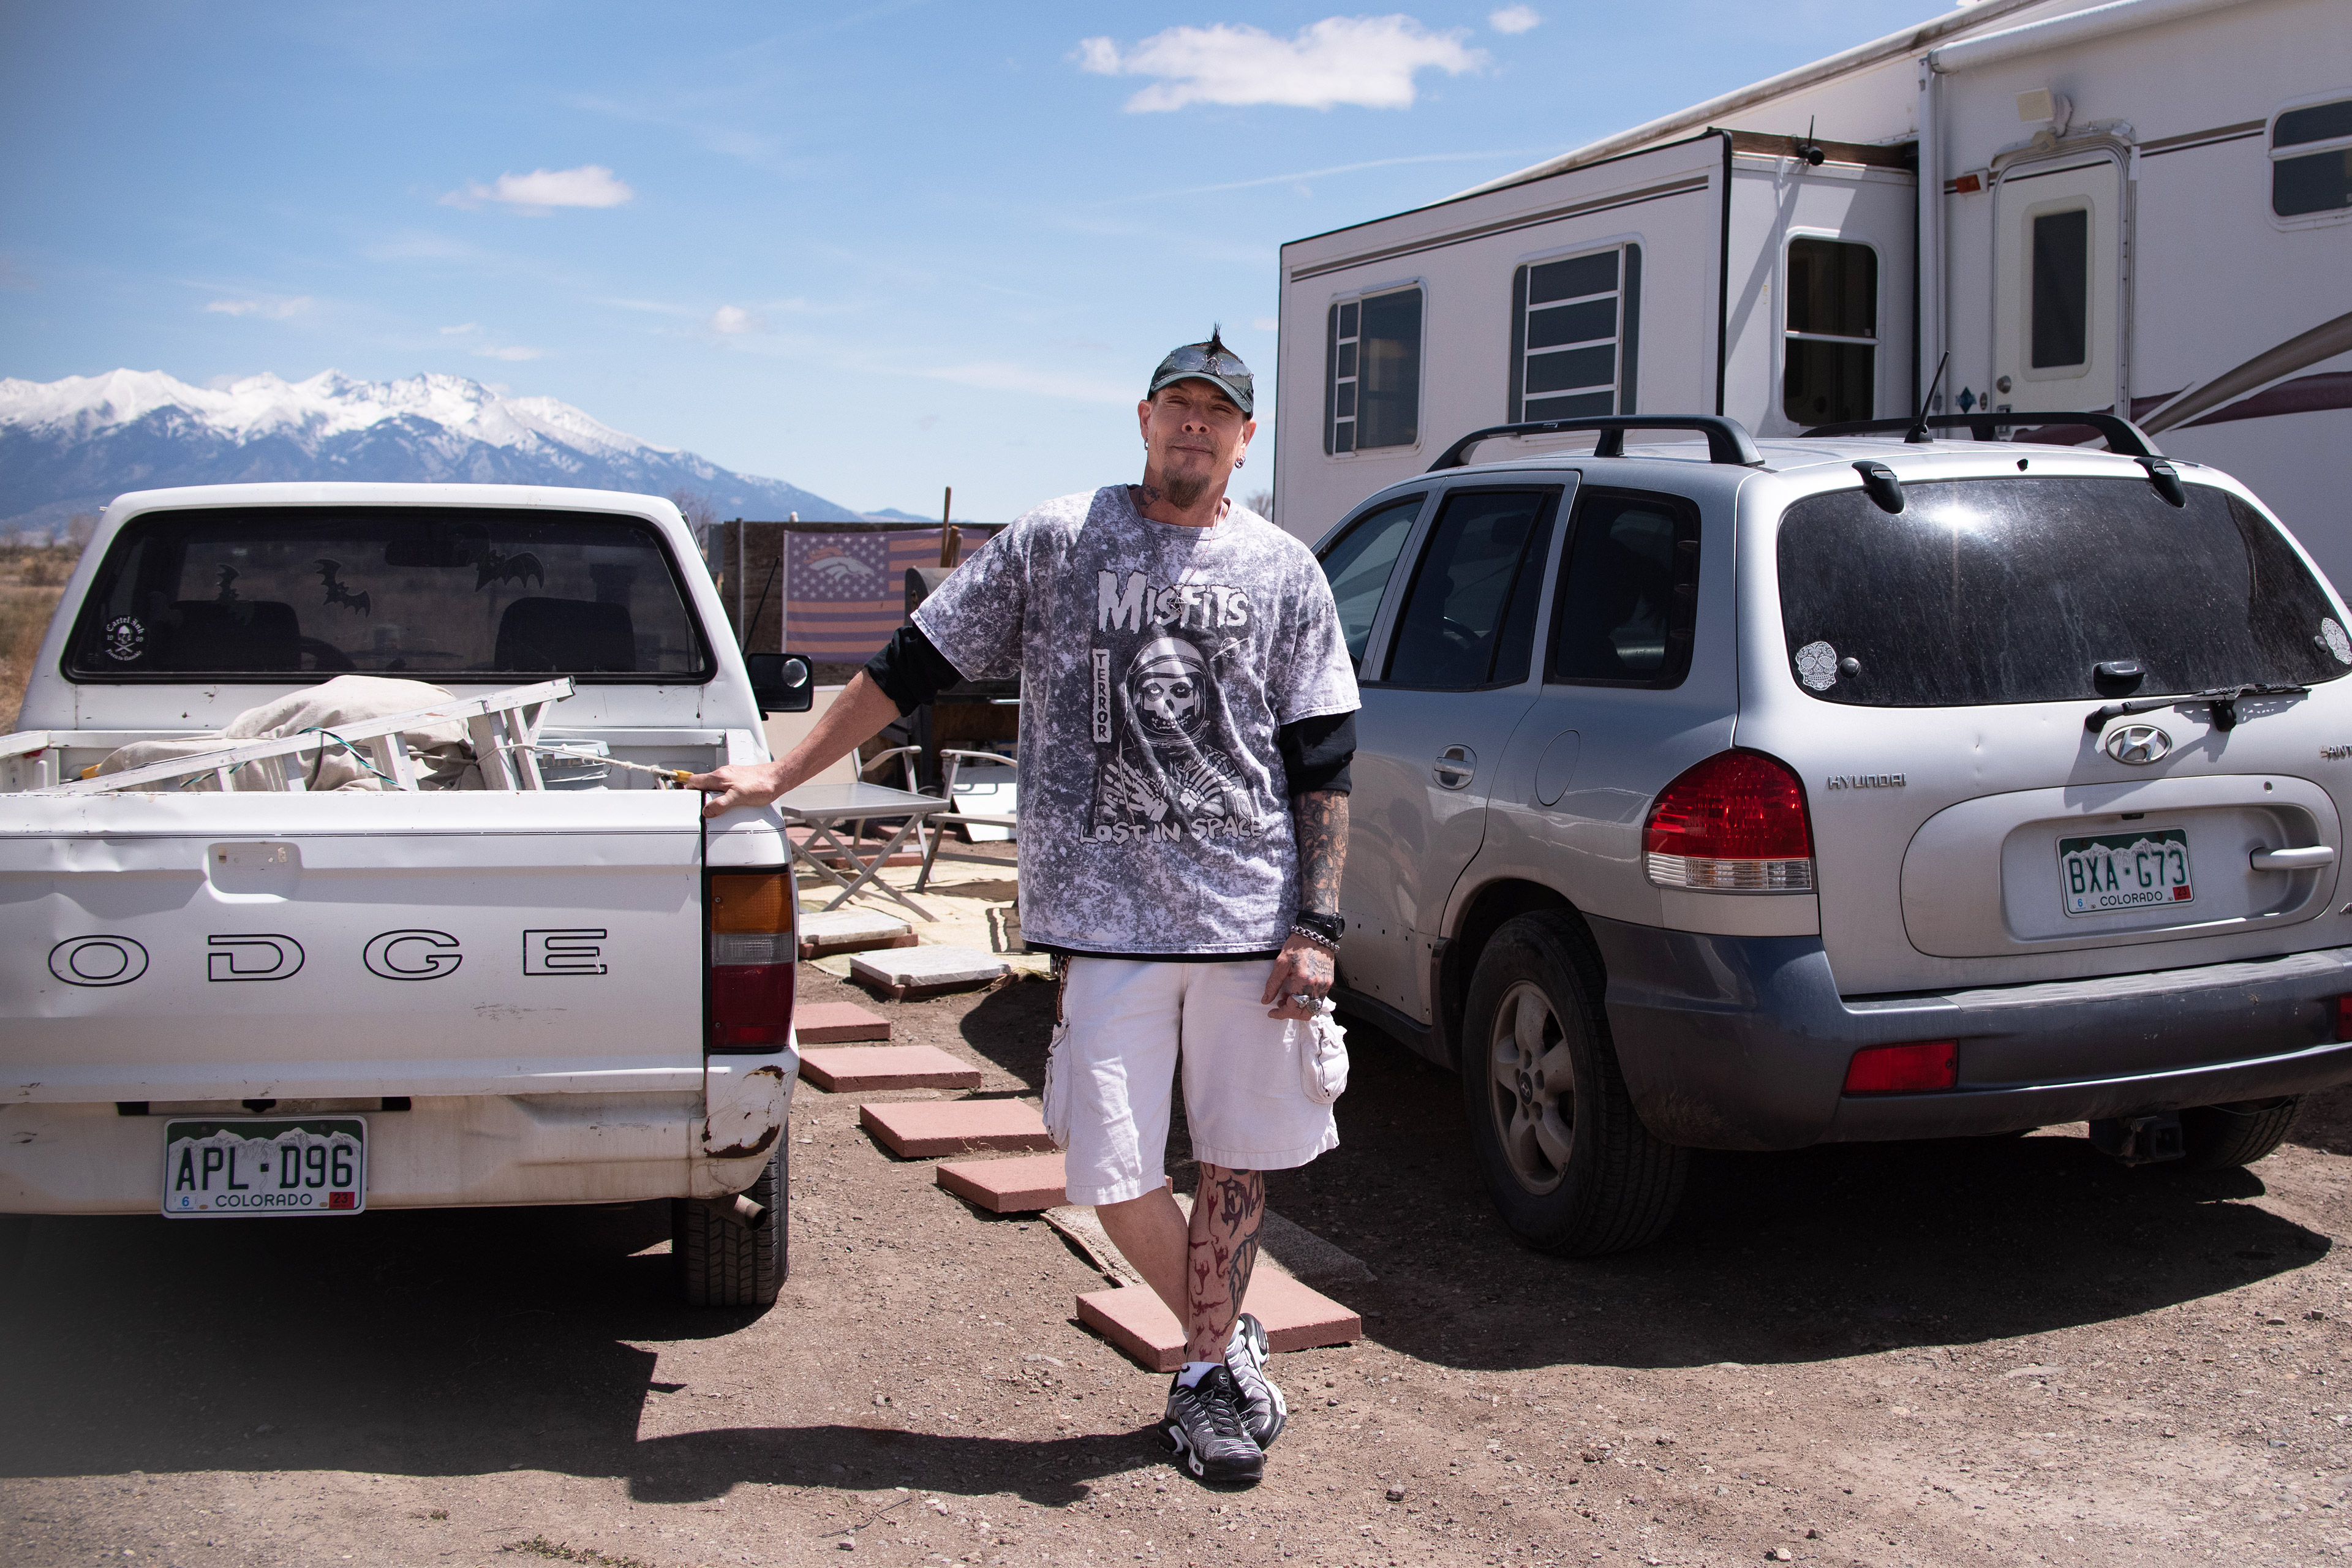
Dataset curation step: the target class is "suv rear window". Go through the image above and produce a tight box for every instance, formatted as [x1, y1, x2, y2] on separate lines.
[67, 506, 712, 682]
[1777, 477, 2348, 706]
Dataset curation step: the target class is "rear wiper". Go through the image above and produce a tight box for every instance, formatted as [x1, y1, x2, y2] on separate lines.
[2086, 682, 2309, 735]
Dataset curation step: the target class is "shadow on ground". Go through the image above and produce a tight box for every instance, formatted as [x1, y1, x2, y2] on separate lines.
[0, 994, 2336, 1505]
[1277, 1012, 2334, 1378]
[0, 1200, 1159, 1505]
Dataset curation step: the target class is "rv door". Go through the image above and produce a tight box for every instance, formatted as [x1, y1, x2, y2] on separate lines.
[1991, 146, 2128, 417]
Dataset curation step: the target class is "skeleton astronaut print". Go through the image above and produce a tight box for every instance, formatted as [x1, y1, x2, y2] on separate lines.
[913, 486, 1358, 958]
[1093, 610, 1254, 841]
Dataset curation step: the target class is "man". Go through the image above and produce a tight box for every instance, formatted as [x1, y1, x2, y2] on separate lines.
[688, 331, 1358, 1487]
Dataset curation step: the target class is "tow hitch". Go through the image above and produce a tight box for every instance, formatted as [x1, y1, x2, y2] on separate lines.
[2089, 1112, 2185, 1165]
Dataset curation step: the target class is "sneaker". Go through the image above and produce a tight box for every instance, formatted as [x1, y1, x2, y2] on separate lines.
[1158, 1364, 1265, 1485]
[1224, 1312, 1287, 1449]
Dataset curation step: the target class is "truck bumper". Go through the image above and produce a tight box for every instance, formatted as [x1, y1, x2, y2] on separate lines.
[1587, 915, 2352, 1152]
[0, 1047, 797, 1215]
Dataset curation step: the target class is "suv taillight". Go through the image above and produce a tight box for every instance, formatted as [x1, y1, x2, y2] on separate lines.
[1643, 750, 1815, 891]
[709, 870, 795, 1052]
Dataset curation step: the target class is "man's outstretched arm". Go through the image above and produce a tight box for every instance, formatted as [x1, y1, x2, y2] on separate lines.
[687, 623, 967, 818]
[685, 670, 901, 819]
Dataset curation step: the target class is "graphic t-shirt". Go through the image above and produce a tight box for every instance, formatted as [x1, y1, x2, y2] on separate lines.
[913, 486, 1359, 957]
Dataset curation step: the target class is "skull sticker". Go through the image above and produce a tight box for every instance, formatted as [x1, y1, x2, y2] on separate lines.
[1793, 639, 1839, 692]
[102, 616, 146, 663]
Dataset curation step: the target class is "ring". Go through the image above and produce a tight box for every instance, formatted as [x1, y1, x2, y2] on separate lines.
[1289, 992, 1317, 1008]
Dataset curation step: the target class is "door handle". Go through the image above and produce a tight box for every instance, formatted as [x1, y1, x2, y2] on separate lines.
[2251, 845, 2335, 872]
[1432, 744, 1477, 790]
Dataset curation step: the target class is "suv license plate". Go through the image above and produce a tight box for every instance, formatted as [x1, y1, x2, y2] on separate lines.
[2059, 829, 2195, 916]
[162, 1117, 366, 1217]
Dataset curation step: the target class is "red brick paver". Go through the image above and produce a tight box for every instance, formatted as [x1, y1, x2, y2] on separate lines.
[935, 1152, 1068, 1212]
[859, 1098, 1055, 1158]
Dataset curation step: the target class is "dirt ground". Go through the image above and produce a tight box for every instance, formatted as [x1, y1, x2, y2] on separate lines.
[11, 960, 2352, 1568]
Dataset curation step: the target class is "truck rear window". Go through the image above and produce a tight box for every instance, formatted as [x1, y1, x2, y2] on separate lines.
[66, 507, 712, 682]
[1777, 477, 2348, 706]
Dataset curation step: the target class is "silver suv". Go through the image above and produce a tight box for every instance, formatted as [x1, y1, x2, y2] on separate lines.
[1316, 414, 2352, 1254]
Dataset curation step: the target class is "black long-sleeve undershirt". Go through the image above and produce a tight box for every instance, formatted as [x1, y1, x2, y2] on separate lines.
[862, 622, 1354, 796]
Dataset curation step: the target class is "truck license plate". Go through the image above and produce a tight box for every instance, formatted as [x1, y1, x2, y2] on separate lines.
[2059, 829, 2195, 916]
[162, 1118, 366, 1217]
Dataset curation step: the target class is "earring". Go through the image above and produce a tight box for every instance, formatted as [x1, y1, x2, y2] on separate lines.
[1233, 457, 1243, 469]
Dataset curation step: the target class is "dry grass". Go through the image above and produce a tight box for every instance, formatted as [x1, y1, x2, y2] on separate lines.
[0, 545, 78, 729]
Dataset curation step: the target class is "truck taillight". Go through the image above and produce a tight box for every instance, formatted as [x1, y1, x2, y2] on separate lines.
[709, 871, 794, 1052]
[1643, 750, 1815, 891]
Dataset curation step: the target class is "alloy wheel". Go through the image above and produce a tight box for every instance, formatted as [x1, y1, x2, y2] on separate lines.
[1485, 979, 1576, 1195]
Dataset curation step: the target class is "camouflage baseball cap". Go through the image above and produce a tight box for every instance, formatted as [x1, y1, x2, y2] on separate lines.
[1147, 328, 1254, 416]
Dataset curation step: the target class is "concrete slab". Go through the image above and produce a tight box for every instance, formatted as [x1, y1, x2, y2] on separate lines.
[1074, 1275, 1362, 1373]
[860, 1098, 1056, 1158]
[798, 907, 916, 960]
[799, 1045, 981, 1093]
[794, 1001, 891, 1044]
[850, 944, 1008, 1000]
[936, 1152, 1066, 1213]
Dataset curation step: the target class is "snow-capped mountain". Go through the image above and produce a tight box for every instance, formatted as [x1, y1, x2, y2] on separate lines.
[0, 368, 862, 537]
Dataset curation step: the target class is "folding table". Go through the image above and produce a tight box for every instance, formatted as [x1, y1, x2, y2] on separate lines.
[775, 781, 954, 922]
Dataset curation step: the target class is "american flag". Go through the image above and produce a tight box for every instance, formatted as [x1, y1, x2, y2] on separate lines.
[785, 527, 987, 659]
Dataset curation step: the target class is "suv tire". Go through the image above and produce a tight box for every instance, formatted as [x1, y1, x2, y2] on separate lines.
[673, 1142, 788, 1307]
[2178, 1097, 2302, 1171]
[1460, 912, 1687, 1254]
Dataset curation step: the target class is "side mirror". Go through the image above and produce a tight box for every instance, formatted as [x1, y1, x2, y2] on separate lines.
[746, 652, 814, 715]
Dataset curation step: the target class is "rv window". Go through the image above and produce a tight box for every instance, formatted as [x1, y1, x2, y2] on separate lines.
[1510, 245, 1642, 422]
[1317, 495, 1423, 670]
[1782, 238, 1875, 424]
[2030, 209, 2090, 369]
[2272, 99, 2352, 217]
[1383, 489, 1556, 690]
[1325, 287, 1423, 452]
[1550, 490, 1700, 688]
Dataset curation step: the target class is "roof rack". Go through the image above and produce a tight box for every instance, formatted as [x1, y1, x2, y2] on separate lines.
[1427, 416, 1765, 473]
[1799, 412, 2162, 459]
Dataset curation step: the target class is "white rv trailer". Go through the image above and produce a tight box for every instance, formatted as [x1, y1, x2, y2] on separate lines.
[1273, 0, 2352, 582]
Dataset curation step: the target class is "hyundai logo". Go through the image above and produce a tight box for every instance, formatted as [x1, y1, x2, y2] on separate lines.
[2103, 723, 2174, 765]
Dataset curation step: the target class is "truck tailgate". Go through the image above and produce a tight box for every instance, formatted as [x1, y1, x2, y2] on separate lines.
[1, 791, 708, 1104]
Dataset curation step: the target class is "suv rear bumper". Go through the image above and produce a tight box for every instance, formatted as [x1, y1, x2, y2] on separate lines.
[1588, 916, 2352, 1150]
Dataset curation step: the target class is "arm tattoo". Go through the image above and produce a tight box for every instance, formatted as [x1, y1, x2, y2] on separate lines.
[1292, 788, 1349, 919]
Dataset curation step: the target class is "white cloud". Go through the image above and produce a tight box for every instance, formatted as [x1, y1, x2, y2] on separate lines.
[709, 304, 765, 336]
[1252, 317, 1280, 331]
[1489, 5, 1540, 33]
[439, 322, 478, 335]
[1078, 16, 1483, 112]
[204, 295, 312, 320]
[442, 164, 634, 213]
[474, 344, 545, 361]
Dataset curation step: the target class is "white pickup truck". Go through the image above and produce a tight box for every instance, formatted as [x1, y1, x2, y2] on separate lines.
[0, 482, 812, 1306]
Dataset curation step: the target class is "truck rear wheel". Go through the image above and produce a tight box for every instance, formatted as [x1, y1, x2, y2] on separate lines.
[1460, 912, 1686, 1256]
[2178, 1097, 2302, 1171]
[674, 1141, 788, 1307]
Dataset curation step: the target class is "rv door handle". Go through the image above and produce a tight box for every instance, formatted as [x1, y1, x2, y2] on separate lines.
[2251, 845, 2335, 872]
[1432, 745, 1477, 790]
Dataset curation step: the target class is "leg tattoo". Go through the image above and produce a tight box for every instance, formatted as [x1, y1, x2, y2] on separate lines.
[1186, 1164, 1265, 1362]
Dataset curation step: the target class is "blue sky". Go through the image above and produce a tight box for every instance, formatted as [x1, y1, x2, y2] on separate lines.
[0, 2, 1946, 519]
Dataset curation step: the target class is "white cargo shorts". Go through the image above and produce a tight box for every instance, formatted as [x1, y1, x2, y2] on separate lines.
[1042, 956, 1341, 1207]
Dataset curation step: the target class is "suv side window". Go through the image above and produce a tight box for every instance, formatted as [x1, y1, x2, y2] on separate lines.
[1317, 494, 1423, 671]
[1382, 488, 1558, 690]
[1550, 489, 1700, 687]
